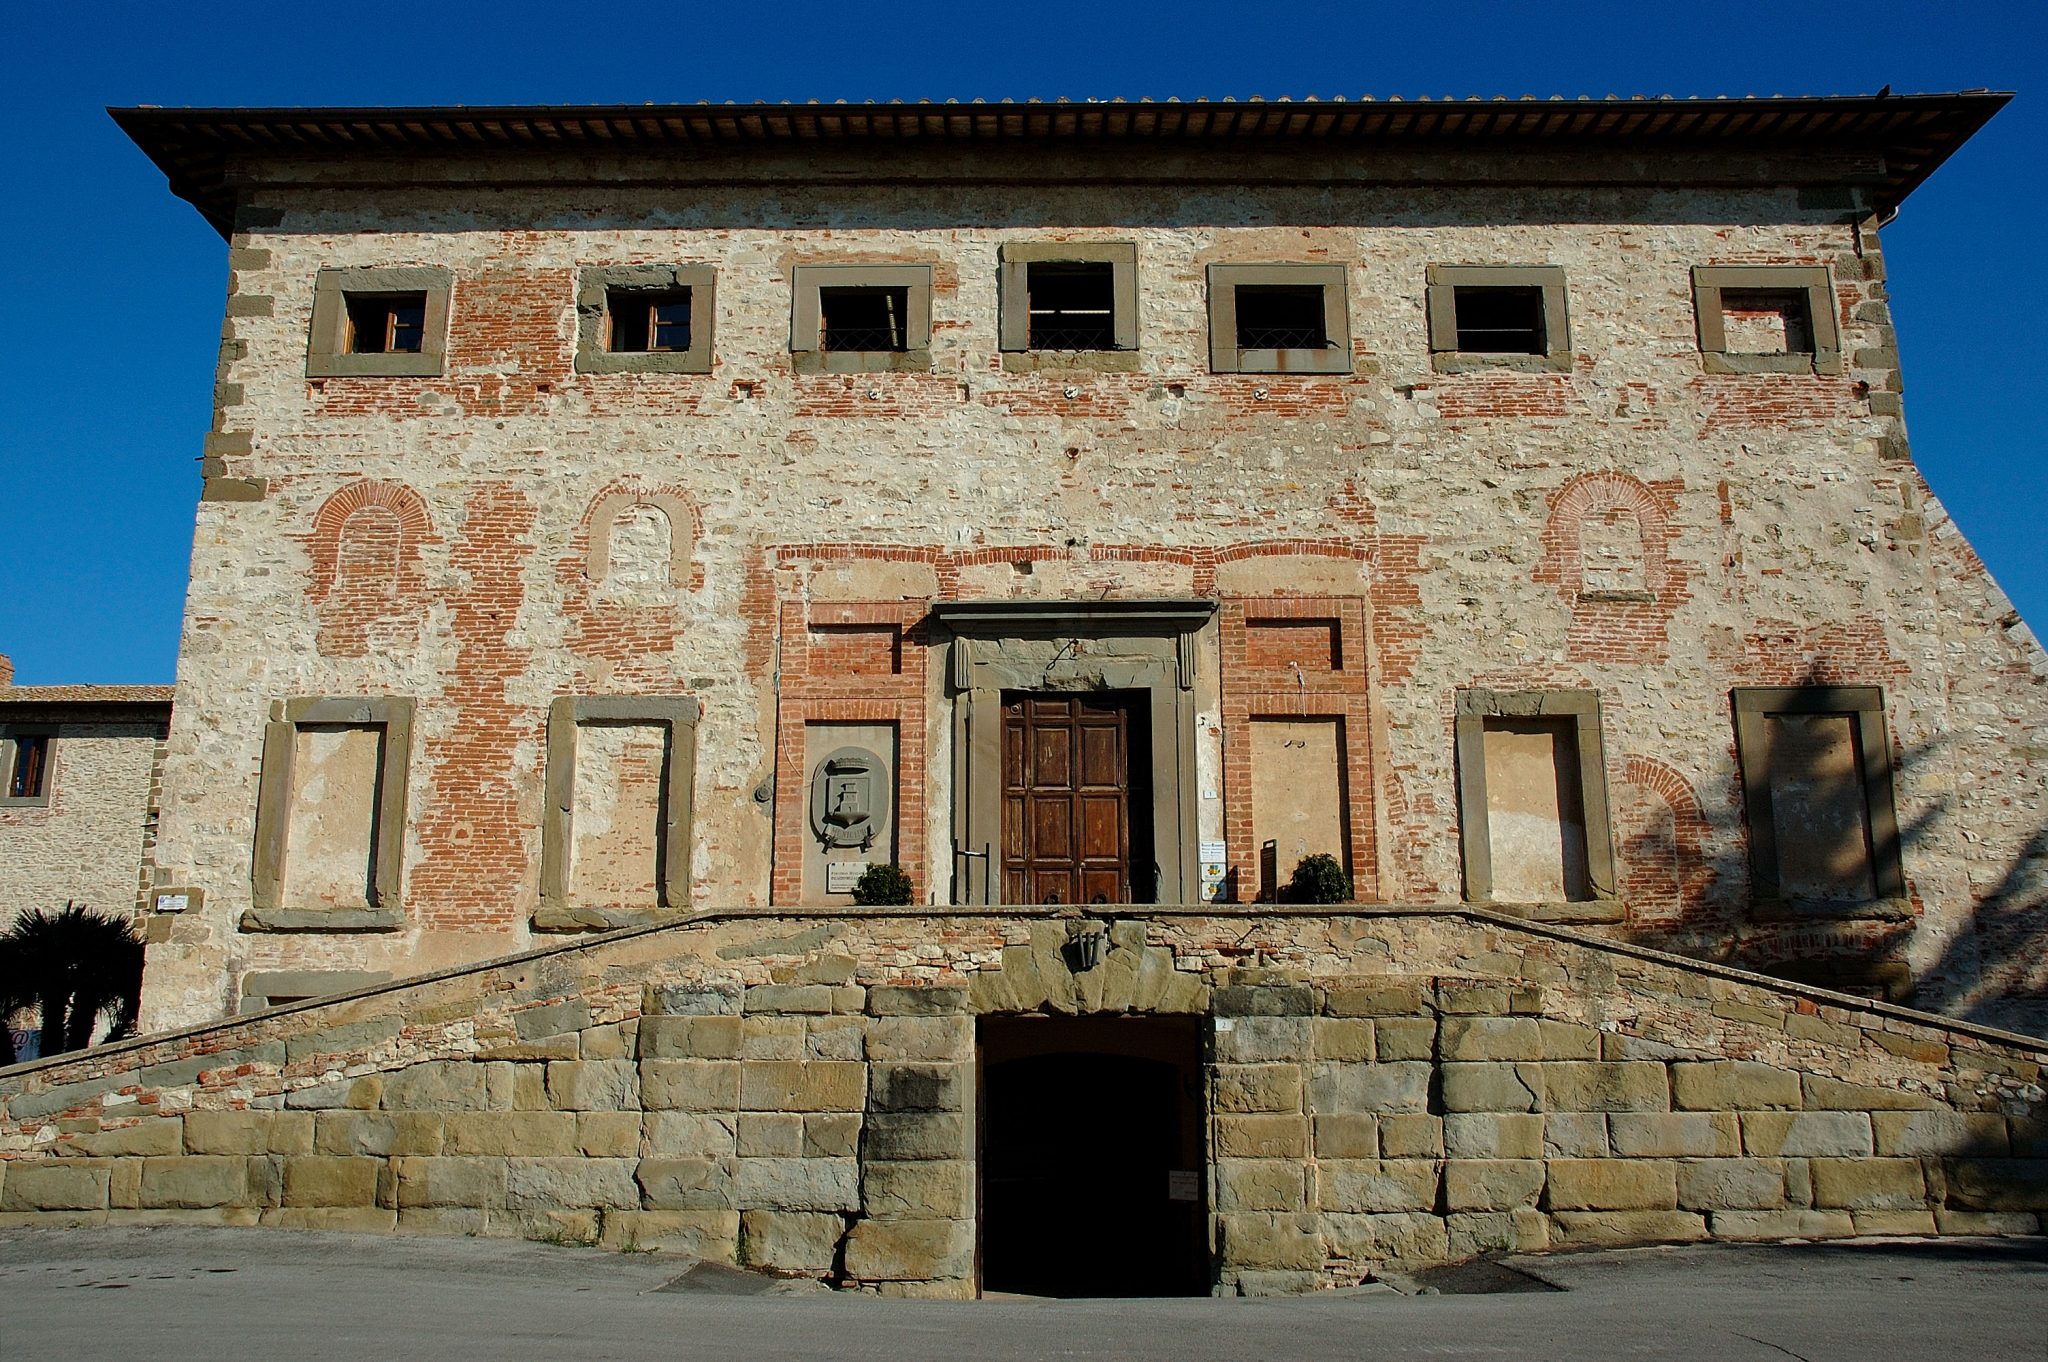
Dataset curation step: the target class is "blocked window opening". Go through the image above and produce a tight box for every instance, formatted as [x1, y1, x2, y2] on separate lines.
[283, 724, 386, 908]
[1233, 284, 1329, 351]
[807, 623, 902, 675]
[539, 697, 698, 925]
[1718, 289, 1813, 356]
[1732, 688, 1903, 912]
[819, 287, 909, 352]
[344, 293, 427, 355]
[335, 506, 404, 599]
[979, 1014, 1207, 1297]
[607, 289, 692, 353]
[1579, 508, 1648, 595]
[3, 732, 50, 803]
[1452, 286, 1545, 354]
[569, 721, 671, 906]
[1024, 262, 1117, 350]
[252, 698, 414, 926]
[1455, 689, 1616, 910]
[604, 504, 673, 590]
[1244, 617, 1341, 671]
[1250, 716, 1348, 902]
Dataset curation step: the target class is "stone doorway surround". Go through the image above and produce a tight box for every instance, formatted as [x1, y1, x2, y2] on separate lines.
[934, 599, 1215, 905]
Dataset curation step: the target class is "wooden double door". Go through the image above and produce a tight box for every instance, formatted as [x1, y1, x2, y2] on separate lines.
[1002, 692, 1147, 905]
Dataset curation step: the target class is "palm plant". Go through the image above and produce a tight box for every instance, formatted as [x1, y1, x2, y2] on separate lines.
[0, 903, 144, 1063]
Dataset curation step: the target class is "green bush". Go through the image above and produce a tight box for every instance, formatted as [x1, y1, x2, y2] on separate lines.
[850, 863, 914, 906]
[1285, 853, 1352, 905]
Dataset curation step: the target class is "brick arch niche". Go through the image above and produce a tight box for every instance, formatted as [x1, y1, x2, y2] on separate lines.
[306, 479, 433, 657]
[1536, 470, 1689, 665]
[581, 485, 701, 594]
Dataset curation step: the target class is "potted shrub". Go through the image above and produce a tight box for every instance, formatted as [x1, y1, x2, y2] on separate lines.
[1285, 853, 1352, 905]
[850, 863, 914, 906]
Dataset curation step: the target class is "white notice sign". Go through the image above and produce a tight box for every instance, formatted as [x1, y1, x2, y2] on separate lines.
[826, 862, 867, 894]
[1167, 1170, 1200, 1202]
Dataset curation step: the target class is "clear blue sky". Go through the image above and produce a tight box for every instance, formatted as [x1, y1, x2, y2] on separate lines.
[3, 2, 2040, 683]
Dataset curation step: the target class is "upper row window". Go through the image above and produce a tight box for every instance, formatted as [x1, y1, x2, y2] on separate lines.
[304, 258, 1839, 380]
[1, 727, 53, 807]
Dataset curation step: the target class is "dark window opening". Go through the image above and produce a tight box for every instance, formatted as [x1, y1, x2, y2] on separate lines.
[606, 289, 693, 353]
[344, 293, 427, 355]
[1453, 286, 1545, 354]
[819, 287, 909, 352]
[1234, 284, 1329, 350]
[1027, 262, 1118, 350]
[8, 735, 48, 800]
[1718, 288, 1815, 355]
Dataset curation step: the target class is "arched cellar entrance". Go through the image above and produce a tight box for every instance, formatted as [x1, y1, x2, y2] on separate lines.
[977, 1013, 1207, 1297]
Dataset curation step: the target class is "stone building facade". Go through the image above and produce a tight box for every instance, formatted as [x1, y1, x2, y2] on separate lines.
[2, 95, 2040, 1292]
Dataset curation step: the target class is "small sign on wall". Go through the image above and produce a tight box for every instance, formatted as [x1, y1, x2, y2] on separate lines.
[1167, 1169, 1201, 1202]
[1199, 841, 1228, 901]
[825, 861, 869, 895]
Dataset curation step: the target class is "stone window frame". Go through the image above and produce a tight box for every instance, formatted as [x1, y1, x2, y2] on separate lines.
[790, 264, 933, 374]
[997, 241, 1141, 372]
[1426, 264, 1573, 373]
[1453, 688, 1620, 921]
[0, 724, 55, 808]
[1731, 686, 1906, 918]
[305, 266, 453, 378]
[574, 264, 717, 375]
[1205, 263, 1353, 375]
[1692, 265, 1843, 376]
[238, 969, 392, 1015]
[537, 696, 700, 931]
[248, 697, 415, 932]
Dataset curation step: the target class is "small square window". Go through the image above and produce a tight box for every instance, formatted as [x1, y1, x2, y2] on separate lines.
[1454, 689, 1619, 918]
[1206, 264, 1351, 375]
[307, 266, 452, 378]
[1731, 687, 1904, 915]
[1426, 265, 1572, 372]
[792, 265, 933, 374]
[1, 729, 52, 806]
[998, 243, 1139, 368]
[1693, 266, 1841, 375]
[344, 293, 427, 354]
[576, 266, 716, 375]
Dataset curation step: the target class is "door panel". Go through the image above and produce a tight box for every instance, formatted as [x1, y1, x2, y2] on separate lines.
[1003, 693, 1132, 905]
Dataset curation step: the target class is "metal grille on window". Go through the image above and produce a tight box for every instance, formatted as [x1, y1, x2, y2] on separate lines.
[1027, 262, 1117, 350]
[1234, 284, 1329, 350]
[819, 287, 909, 352]
[1453, 286, 1545, 354]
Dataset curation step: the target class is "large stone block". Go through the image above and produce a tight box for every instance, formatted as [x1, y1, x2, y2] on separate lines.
[1707, 1208, 1855, 1240]
[313, 1112, 444, 1157]
[1741, 1112, 1873, 1158]
[1443, 1159, 1546, 1212]
[864, 1017, 972, 1063]
[1801, 1076, 1942, 1112]
[65, 1120, 183, 1158]
[1, 1160, 111, 1211]
[636, 1156, 735, 1210]
[640, 1061, 741, 1111]
[1543, 1113, 1609, 1157]
[866, 985, 968, 1016]
[1809, 1159, 1927, 1211]
[1378, 1115, 1444, 1158]
[1445, 1113, 1543, 1160]
[441, 1112, 579, 1157]
[738, 1113, 801, 1158]
[1316, 1159, 1437, 1214]
[1214, 1114, 1309, 1159]
[744, 984, 833, 1015]
[544, 1061, 637, 1111]
[863, 1112, 968, 1162]
[1311, 1019, 1376, 1062]
[1673, 1062, 1801, 1112]
[1607, 1113, 1740, 1158]
[804, 1113, 861, 1158]
[843, 1218, 973, 1281]
[188, 1110, 316, 1156]
[577, 1112, 643, 1158]
[380, 1062, 489, 1112]
[600, 1209, 739, 1257]
[390, 1157, 509, 1209]
[1375, 1018, 1436, 1062]
[1441, 1062, 1544, 1113]
[1544, 1159, 1677, 1211]
[805, 1018, 866, 1062]
[1542, 1062, 1668, 1113]
[1214, 1064, 1304, 1113]
[1213, 1017, 1310, 1064]
[1218, 1212, 1323, 1271]
[1322, 978, 1429, 1017]
[513, 1000, 592, 1040]
[504, 1157, 640, 1211]
[863, 1160, 972, 1219]
[1676, 1158, 1787, 1210]
[1943, 1159, 2048, 1212]
[733, 1157, 860, 1212]
[1440, 1017, 1544, 1062]
[868, 1064, 965, 1113]
[740, 1016, 805, 1061]
[1873, 1111, 2009, 1157]
[648, 984, 741, 1017]
[741, 1209, 846, 1272]
[1213, 985, 1315, 1017]
[1218, 1158, 1308, 1211]
[1308, 1062, 1430, 1114]
[133, 1157, 255, 1212]
[638, 1015, 743, 1060]
[643, 1111, 738, 1157]
[1313, 1113, 1379, 1159]
[281, 1157, 380, 1208]
[1548, 1210, 1706, 1248]
[1321, 1211, 1451, 1264]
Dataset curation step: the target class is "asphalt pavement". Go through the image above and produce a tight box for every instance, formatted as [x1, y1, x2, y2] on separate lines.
[1, 1226, 2042, 1361]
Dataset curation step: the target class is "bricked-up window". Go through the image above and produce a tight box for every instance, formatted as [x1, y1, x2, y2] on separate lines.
[1732, 687, 1904, 915]
[1206, 264, 1351, 375]
[1455, 690, 1619, 914]
[0, 728, 52, 806]
[250, 698, 414, 931]
[1693, 266, 1842, 375]
[998, 243, 1139, 365]
[1426, 265, 1572, 373]
[306, 266, 452, 378]
[538, 697, 699, 930]
[791, 265, 932, 374]
[575, 265, 716, 375]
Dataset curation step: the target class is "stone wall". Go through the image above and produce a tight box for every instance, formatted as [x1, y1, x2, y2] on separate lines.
[6, 908, 2041, 1295]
